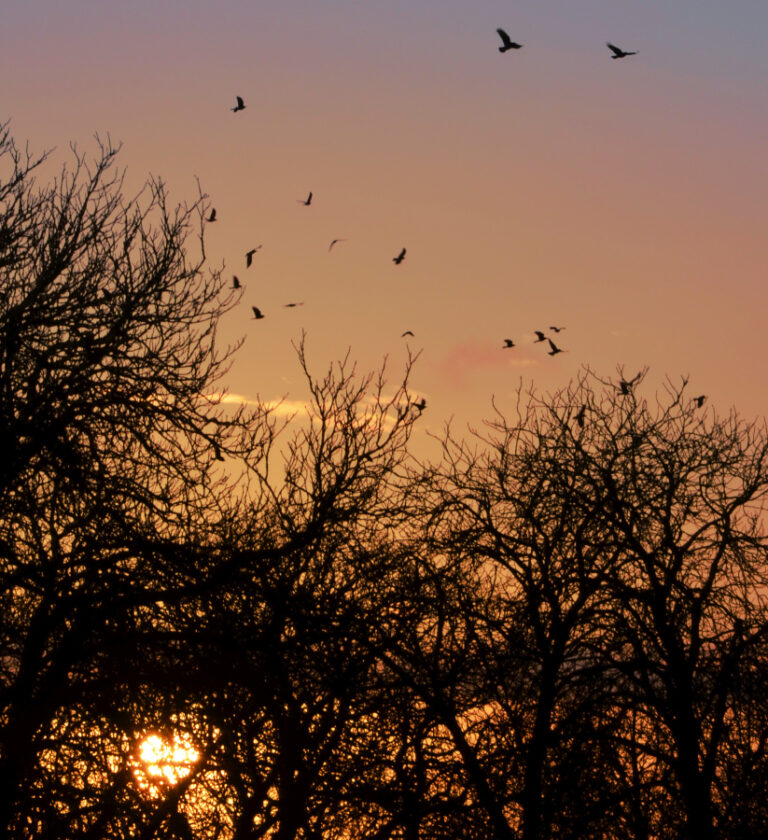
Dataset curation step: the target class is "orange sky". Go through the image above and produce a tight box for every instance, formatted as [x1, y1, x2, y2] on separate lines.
[3, 0, 768, 445]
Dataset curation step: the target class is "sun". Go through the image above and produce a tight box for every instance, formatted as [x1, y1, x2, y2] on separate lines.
[133, 732, 200, 796]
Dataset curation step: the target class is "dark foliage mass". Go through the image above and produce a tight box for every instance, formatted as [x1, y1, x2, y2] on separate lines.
[2, 127, 768, 840]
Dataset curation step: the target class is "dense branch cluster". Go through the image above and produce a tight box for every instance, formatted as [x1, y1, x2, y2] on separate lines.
[1, 127, 767, 840]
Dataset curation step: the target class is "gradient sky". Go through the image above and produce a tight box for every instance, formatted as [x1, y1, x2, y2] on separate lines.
[3, 0, 768, 447]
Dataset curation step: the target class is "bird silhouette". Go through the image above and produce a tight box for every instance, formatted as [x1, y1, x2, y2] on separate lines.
[497, 28, 522, 52]
[245, 247, 261, 267]
[576, 404, 587, 428]
[547, 339, 564, 356]
[607, 42, 637, 59]
[232, 95, 246, 112]
[207, 208, 217, 222]
[549, 325, 565, 333]
[284, 302, 304, 307]
[503, 339, 516, 348]
[232, 276, 241, 289]
[413, 398, 426, 412]
[401, 330, 415, 337]
[393, 248, 406, 265]
[618, 372, 642, 395]
[533, 331, 547, 343]
[694, 395, 706, 408]
[298, 191, 312, 206]
[251, 306, 264, 319]
[329, 238, 346, 251]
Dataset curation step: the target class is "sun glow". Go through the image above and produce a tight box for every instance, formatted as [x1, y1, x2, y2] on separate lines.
[133, 733, 200, 795]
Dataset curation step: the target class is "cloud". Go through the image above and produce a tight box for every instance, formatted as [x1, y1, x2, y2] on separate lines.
[435, 340, 537, 388]
[263, 399, 311, 418]
[204, 393, 310, 417]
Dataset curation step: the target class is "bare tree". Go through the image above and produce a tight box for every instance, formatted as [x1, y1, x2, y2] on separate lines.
[0, 123, 269, 836]
[404, 369, 768, 839]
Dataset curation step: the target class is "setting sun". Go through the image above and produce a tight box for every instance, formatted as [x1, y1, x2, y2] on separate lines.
[134, 733, 200, 795]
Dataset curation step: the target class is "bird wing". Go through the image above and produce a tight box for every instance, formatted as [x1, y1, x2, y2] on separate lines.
[236, 96, 244, 107]
[606, 42, 623, 56]
[497, 28, 512, 47]
[548, 339, 559, 352]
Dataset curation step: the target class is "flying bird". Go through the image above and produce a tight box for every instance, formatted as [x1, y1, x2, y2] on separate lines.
[496, 28, 523, 52]
[401, 330, 415, 337]
[284, 302, 304, 307]
[694, 395, 706, 408]
[393, 248, 406, 265]
[619, 372, 642, 395]
[232, 96, 246, 112]
[575, 404, 587, 428]
[547, 339, 564, 356]
[549, 325, 565, 333]
[207, 208, 217, 222]
[533, 331, 547, 343]
[245, 247, 262, 267]
[329, 238, 346, 251]
[251, 306, 264, 320]
[607, 42, 637, 59]
[232, 276, 241, 289]
[298, 191, 312, 206]
[413, 398, 427, 412]
[503, 339, 516, 348]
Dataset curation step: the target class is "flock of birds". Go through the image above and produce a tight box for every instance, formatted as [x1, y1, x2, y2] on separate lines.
[214, 32, 711, 417]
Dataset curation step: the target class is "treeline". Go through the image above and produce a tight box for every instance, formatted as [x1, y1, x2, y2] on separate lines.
[1, 127, 767, 840]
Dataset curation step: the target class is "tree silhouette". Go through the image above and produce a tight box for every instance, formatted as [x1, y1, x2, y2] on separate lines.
[3, 124, 768, 840]
[0, 123, 267, 836]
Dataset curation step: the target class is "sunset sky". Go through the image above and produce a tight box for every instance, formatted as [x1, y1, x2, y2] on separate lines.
[4, 0, 768, 443]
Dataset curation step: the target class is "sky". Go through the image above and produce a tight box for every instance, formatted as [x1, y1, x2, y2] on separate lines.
[3, 0, 768, 447]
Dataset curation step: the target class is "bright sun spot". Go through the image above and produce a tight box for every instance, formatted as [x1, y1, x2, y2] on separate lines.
[134, 733, 200, 795]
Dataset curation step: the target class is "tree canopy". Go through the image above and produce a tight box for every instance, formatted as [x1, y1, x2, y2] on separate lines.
[2, 126, 767, 840]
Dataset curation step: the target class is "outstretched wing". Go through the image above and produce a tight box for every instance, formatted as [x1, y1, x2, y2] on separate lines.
[497, 28, 512, 48]
[236, 96, 244, 108]
[606, 42, 623, 56]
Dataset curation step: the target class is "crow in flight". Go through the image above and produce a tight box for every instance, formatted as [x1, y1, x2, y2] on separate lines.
[549, 325, 565, 333]
[576, 404, 586, 428]
[232, 96, 246, 112]
[547, 339, 564, 356]
[413, 398, 426, 412]
[329, 239, 346, 251]
[503, 339, 516, 348]
[694, 395, 706, 408]
[401, 330, 415, 337]
[298, 192, 312, 206]
[607, 42, 637, 59]
[207, 208, 217, 222]
[284, 302, 304, 307]
[245, 247, 261, 267]
[533, 331, 547, 343]
[497, 28, 522, 52]
[393, 248, 406, 265]
[232, 276, 241, 289]
[251, 307, 264, 319]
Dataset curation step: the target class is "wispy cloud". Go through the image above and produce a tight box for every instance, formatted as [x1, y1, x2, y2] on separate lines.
[435, 341, 537, 388]
[204, 393, 310, 417]
[263, 399, 312, 418]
